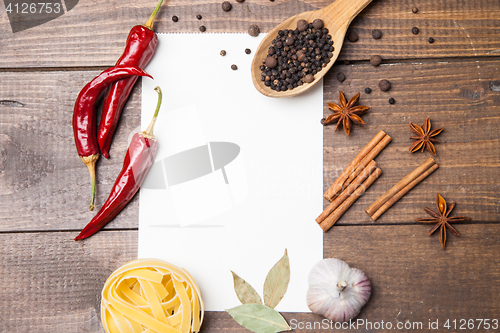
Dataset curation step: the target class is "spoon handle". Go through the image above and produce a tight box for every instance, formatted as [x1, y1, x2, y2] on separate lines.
[321, 0, 373, 28]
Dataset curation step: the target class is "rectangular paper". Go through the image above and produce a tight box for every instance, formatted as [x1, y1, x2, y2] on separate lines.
[139, 33, 323, 312]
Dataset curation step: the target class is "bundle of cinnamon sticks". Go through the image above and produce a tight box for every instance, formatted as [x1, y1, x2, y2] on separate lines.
[317, 131, 391, 232]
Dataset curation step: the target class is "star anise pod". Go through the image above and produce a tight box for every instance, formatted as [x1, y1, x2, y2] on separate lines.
[323, 91, 370, 135]
[415, 193, 471, 249]
[409, 117, 443, 155]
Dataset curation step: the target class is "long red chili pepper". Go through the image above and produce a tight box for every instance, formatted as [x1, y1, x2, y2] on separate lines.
[97, 0, 164, 159]
[73, 66, 153, 211]
[75, 86, 163, 241]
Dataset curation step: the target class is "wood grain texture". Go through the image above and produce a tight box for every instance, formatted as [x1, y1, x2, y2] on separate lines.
[0, 0, 499, 68]
[0, 226, 498, 332]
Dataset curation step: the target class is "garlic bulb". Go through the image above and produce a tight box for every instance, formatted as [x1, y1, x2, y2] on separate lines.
[306, 258, 371, 322]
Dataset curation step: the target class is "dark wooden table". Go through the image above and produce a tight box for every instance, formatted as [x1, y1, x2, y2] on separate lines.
[1, 0, 499, 332]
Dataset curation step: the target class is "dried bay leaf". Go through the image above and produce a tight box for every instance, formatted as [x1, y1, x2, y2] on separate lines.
[231, 271, 263, 305]
[225, 304, 291, 333]
[263, 249, 290, 309]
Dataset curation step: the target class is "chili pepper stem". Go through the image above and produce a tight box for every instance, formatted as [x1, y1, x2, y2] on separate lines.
[144, 0, 164, 30]
[81, 154, 99, 211]
[143, 86, 162, 137]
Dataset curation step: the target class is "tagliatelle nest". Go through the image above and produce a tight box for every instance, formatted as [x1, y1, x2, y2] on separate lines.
[101, 259, 204, 333]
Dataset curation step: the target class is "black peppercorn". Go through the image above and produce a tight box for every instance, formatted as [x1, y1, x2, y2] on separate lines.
[245, 48, 251, 54]
[412, 27, 419, 35]
[428, 37, 435, 43]
[370, 55, 382, 67]
[388, 97, 396, 104]
[222, 1, 232, 11]
[312, 19, 324, 29]
[285, 36, 295, 46]
[412, 7, 418, 13]
[220, 50, 226, 56]
[196, 14, 202, 20]
[248, 24, 260, 37]
[172, 15, 179, 22]
[379, 79, 391, 91]
[371, 29, 382, 39]
[231, 64, 238, 70]
[336, 72, 346, 83]
[364, 87, 372, 94]
[297, 19, 308, 32]
[347, 30, 358, 42]
[265, 56, 278, 68]
[199, 25, 206, 32]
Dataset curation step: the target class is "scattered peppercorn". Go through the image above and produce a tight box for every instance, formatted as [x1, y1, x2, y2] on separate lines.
[364, 87, 372, 94]
[196, 14, 202, 20]
[172, 15, 179, 22]
[220, 50, 226, 56]
[428, 37, 435, 43]
[412, 7, 418, 13]
[231, 64, 238, 70]
[259, 19, 334, 92]
[248, 24, 260, 37]
[412, 27, 419, 35]
[336, 72, 346, 83]
[388, 97, 396, 104]
[379, 79, 391, 91]
[347, 30, 359, 42]
[222, 1, 232, 11]
[370, 55, 382, 66]
[199, 25, 206, 32]
[245, 48, 251, 54]
[371, 29, 382, 39]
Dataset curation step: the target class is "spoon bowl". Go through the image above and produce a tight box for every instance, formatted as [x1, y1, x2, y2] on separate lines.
[251, 0, 373, 98]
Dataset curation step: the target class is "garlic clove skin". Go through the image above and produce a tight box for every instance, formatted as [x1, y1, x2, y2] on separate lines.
[306, 258, 371, 322]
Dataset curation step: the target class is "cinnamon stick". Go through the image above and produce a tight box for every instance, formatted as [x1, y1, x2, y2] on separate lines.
[316, 160, 378, 224]
[319, 167, 383, 232]
[369, 163, 439, 221]
[324, 131, 391, 201]
[366, 157, 438, 219]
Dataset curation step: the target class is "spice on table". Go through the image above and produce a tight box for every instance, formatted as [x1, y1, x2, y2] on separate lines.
[245, 48, 251, 54]
[347, 30, 358, 42]
[322, 92, 370, 136]
[259, 19, 334, 91]
[231, 64, 238, 70]
[412, 7, 418, 13]
[97, 0, 164, 159]
[415, 193, 471, 249]
[307, 259, 371, 322]
[388, 97, 395, 104]
[220, 50, 227, 56]
[428, 37, 435, 43]
[172, 15, 178, 22]
[74, 86, 162, 240]
[412, 27, 419, 35]
[379, 79, 391, 91]
[366, 157, 439, 221]
[336, 72, 346, 83]
[73, 66, 152, 211]
[323, 130, 391, 201]
[196, 14, 202, 20]
[199, 25, 206, 32]
[409, 117, 443, 155]
[364, 87, 372, 94]
[222, 1, 232, 11]
[248, 24, 260, 37]
[370, 55, 382, 66]
[371, 29, 382, 39]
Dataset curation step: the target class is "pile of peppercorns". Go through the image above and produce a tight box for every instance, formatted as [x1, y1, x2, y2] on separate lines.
[259, 19, 334, 92]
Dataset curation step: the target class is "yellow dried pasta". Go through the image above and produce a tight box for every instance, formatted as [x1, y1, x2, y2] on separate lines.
[101, 259, 204, 333]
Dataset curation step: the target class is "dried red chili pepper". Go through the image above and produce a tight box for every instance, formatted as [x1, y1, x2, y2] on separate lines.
[75, 86, 163, 241]
[73, 66, 153, 211]
[97, 0, 164, 159]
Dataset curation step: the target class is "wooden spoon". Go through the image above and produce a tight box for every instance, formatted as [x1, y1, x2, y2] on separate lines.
[251, 0, 373, 98]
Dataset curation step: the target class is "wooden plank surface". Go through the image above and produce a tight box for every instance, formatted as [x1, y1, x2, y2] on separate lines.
[1, 225, 498, 332]
[1, 58, 498, 232]
[0, 0, 499, 68]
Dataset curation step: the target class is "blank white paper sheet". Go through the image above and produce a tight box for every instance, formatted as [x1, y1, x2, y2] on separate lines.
[139, 33, 323, 312]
